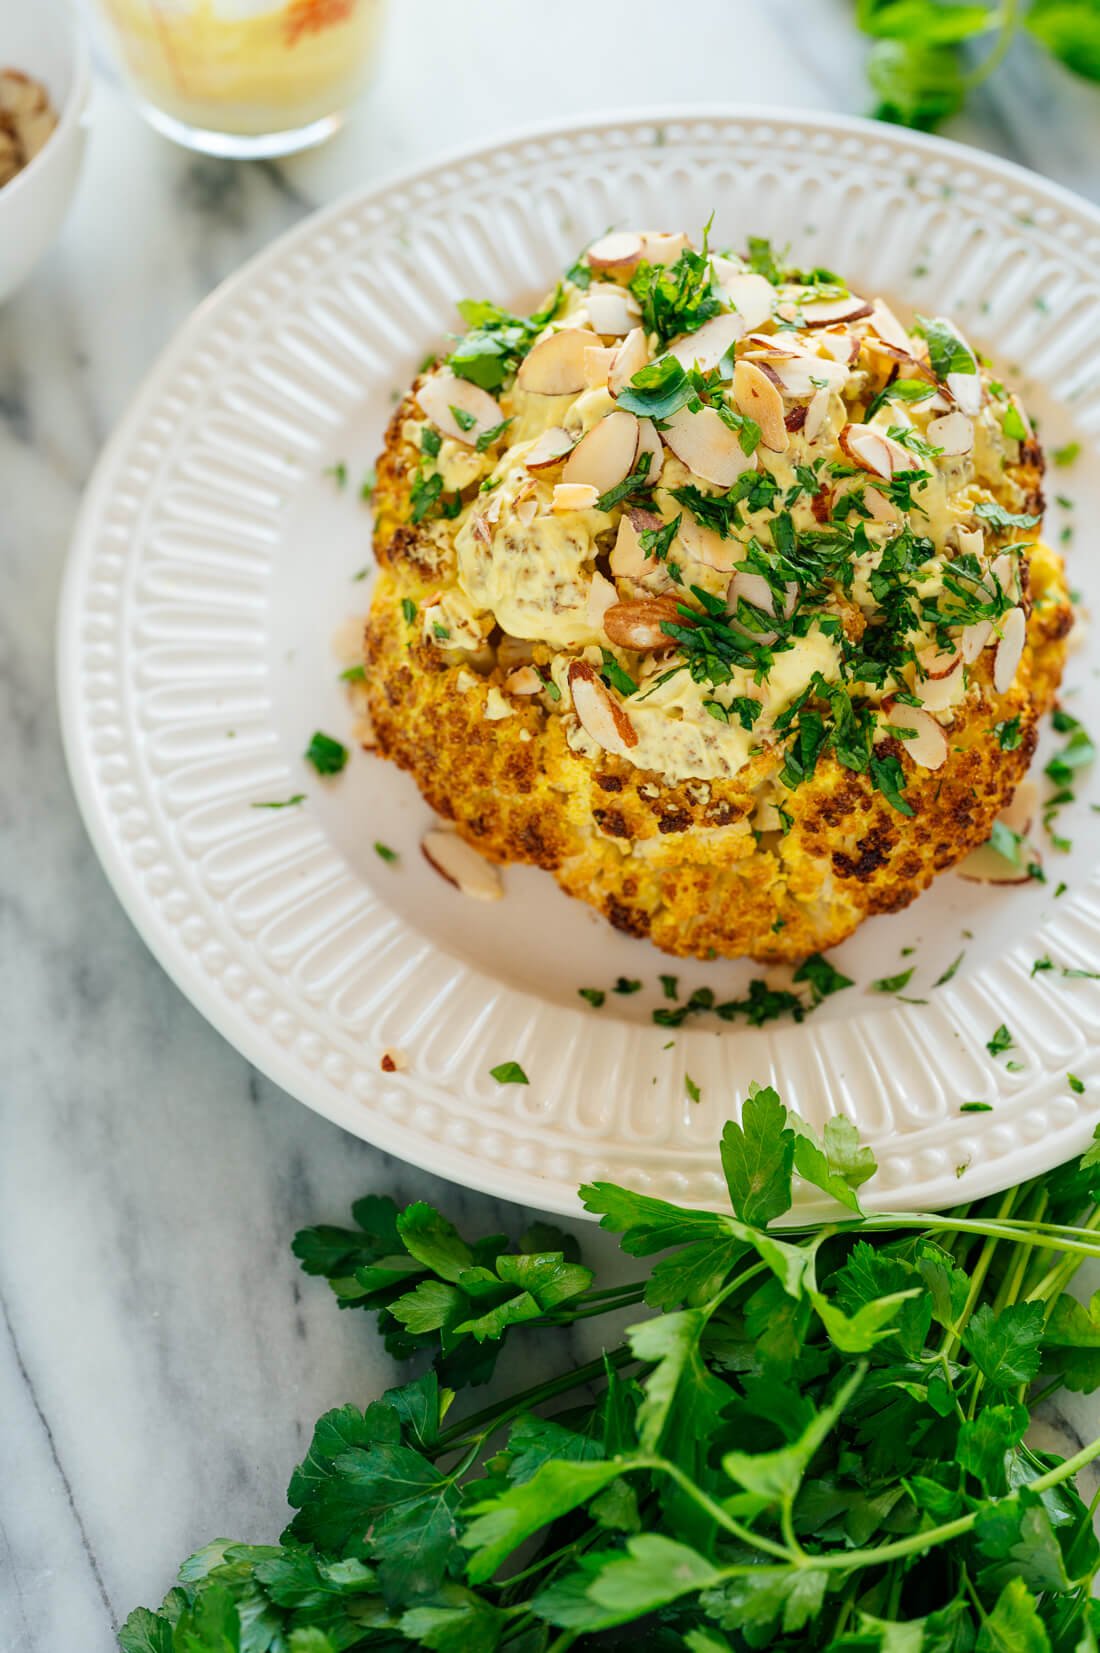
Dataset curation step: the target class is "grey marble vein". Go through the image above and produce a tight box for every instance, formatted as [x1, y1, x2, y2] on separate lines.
[3, 4, 1100, 1649]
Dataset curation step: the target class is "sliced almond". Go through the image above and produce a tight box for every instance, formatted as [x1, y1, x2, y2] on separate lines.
[586, 232, 644, 275]
[927, 410, 974, 456]
[916, 640, 962, 681]
[583, 345, 619, 389]
[816, 329, 861, 364]
[799, 294, 874, 327]
[609, 326, 649, 396]
[667, 313, 744, 374]
[524, 427, 574, 470]
[568, 659, 637, 755]
[586, 285, 640, 336]
[421, 830, 504, 900]
[868, 298, 911, 351]
[610, 506, 663, 577]
[640, 231, 691, 265]
[760, 354, 849, 398]
[991, 553, 1019, 601]
[863, 486, 899, 525]
[838, 423, 913, 481]
[504, 665, 543, 695]
[663, 404, 756, 488]
[947, 370, 983, 417]
[517, 328, 604, 395]
[604, 595, 681, 650]
[588, 570, 619, 630]
[913, 657, 966, 712]
[733, 359, 788, 452]
[956, 840, 1038, 885]
[804, 387, 831, 443]
[719, 271, 775, 331]
[728, 570, 796, 619]
[416, 371, 503, 446]
[888, 704, 948, 771]
[561, 409, 639, 495]
[960, 618, 993, 662]
[678, 512, 739, 573]
[993, 607, 1026, 694]
[635, 418, 664, 484]
[552, 482, 600, 513]
[1003, 778, 1039, 836]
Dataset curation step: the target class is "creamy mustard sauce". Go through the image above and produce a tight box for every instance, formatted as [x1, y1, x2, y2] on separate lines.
[405, 235, 1031, 784]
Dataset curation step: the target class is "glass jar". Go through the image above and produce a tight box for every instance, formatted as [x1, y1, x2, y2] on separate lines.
[92, 0, 386, 158]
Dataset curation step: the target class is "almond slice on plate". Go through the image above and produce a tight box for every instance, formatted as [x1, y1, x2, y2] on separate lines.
[517, 328, 603, 394]
[868, 298, 911, 351]
[719, 271, 775, 331]
[416, 371, 503, 445]
[568, 659, 637, 755]
[1003, 778, 1039, 835]
[603, 595, 681, 650]
[838, 423, 913, 480]
[956, 839, 1038, 884]
[927, 409, 974, 456]
[667, 312, 744, 373]
[422, 830, 504, 900]
[552, 482, 600, 513]
[524, 427, 574, 470]
[561, 409, 640, 494]
[888, 704, 948, 770]
[609, 326, 649, 396]
[586, 232, 644, 275]
[733, 359, 788, 452]
[799, 294, 874, 327]
[610, 506, 663, 577]
[993, 607, 1026, 693]
[662, 404, 756, 487]
[586, 285, 640, 336]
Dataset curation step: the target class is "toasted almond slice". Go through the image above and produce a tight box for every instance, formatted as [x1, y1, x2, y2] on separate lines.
[568, 659, 637, 755]
[609, 326, 649, 396]
[422, 830, 504, 900]
[927, 409, 974, 456]
[993, 607, 1026, 694]
[588, 570, 618, 630]
[913, 657, 966, 712]
[947, 369, 983, 417]
[719, 271, 775, 331]
[1003, 778, 1039, 836]
[604, 595, 681, 650]
[956, 840, 1038, 885]
[552, 482, 600, 512]
[641, 231, 691, 265]
[524, 427, 574, 470]
[960, 618, 993, 662]
[956, 525, 985, 559]
[586, 231, 644, 274]
[663, 404, 756, 487]
[561, 409, 639, 495]
[635, 418, 664, 483]
[799, 294, 874, 327]
[816, 329, 861, 364]
[838, 422, 913, 480]
[733, 359, 788, 452]
[416, 371, 503, 445]
[728, 570, 796, 619]
[868, 298, 911, 351]
[991, 552, 1018, 600]
[610, 506, 663, 577]
[678, 512, 739, 573]
[667, 313, 744, 373]
[583, 345, 619, 389]
[763, 355, 849, 398]
[586, 285, 640, 336]
[863, 486, 899, 524]
[916, 640, 962, 681]
[517, 328, 603, 395]
[504, 665, 543, 695]
[804, 387, 832, 444]
[889, 705, 948, 771]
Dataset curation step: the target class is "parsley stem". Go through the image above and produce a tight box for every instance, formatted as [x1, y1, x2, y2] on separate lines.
[434, 1346, 636, 1453]
[960, 0, 1022, 90]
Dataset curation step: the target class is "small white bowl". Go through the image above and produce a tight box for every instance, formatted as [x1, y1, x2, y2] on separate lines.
[0, 0, 91, 305]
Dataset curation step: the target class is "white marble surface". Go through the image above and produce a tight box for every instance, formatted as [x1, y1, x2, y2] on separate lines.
[3, 4, 1100, 1648]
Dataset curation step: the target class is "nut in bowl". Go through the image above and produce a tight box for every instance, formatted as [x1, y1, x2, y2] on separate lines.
[0, 0, 90, 305]
[363, 227, 1073, 963]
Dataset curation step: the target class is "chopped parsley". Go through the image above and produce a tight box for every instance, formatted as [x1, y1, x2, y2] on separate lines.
[489, 1061, 529, 1085]
[987, 1024, 1015, 1057]
[304, 731, 348, 776]
[684, 1074, 701, 1104]
[449, 403, 477, 432]
[792, 952, 855, 1002]
[872, 967, 915, 994]
[934, 951, 965, 987]
[340, 664, 366, 683]
[401, 597, 417, 625]
[960, 1101, 994, 1112]
[659, 975, 679, 1001]
[1002, 404, 1028, 441]
[914, 314, 976, 380]
[252, 794, 305, 809]
[323, 460, 347, 487]
[995, 716, 1022, 750]
[578, 988, 605, 1009]
[475, 418, 513, 452]
[1069, 1072, 1086, 1094]
[1053, 441, 1080, 467]
[600, 650, 638, 697]
[597, 452, 654, 514]
[420, 426, 442, 458]
[973, 500, 1041, 531]
[447, 289, 562, 390]
[613, 977, 643, 995]
[359, 469, 376, 500]
[628, 225, 722, 346]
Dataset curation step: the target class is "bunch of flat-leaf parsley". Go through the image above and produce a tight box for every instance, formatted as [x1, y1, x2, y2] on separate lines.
[121, 1086, 1100, 1652]
[858, 0, 1100, 129]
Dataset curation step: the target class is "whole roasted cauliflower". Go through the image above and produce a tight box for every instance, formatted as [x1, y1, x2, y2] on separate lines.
[362, 228, 1072, 961]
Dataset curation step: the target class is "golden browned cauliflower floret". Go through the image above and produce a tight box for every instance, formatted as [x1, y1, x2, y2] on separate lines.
[362, 230, 1072, 962]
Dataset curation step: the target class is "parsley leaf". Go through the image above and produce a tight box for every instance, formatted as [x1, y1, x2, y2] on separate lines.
[489, 1061, 529, 1085]
[304, 732, 349, 776]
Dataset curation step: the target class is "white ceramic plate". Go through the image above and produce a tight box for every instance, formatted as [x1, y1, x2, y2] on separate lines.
[60, 108, 1100, 1217]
